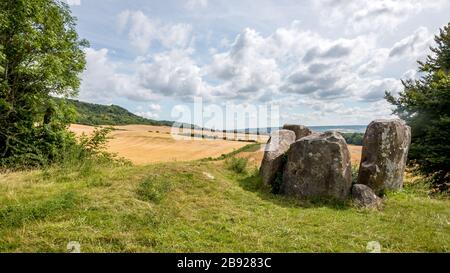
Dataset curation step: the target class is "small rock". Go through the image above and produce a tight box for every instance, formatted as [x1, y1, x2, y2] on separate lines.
[203, 172, 215, 180]
[352, 184, 383, 209]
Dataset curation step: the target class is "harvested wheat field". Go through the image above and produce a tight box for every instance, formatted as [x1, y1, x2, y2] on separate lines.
[238, 145, 362, 168]
[70, 124, 362, 166]
[70, 124, 257, 164]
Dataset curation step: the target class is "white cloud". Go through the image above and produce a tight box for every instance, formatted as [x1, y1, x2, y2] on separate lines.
[66, 0, 81, 6]
[117, 10, 193, 53]
[78, 48, 158, 103]
[80, 10, 443, 125]
[359, 78, 403, 102]
[149, 103, 161, 112]
[137, 49, 212, 100]
[208, 28, 281, 100]
[207, 23, 381, 101]
[135, 111, 159, 119]
[314, 0, 446, 34]
[281, 98, 396, 126]
[389, 26, 433, 59]
[185, 0, 208, 10]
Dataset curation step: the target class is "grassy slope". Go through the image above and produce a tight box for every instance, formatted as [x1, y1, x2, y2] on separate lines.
[0, 157, 449, 252]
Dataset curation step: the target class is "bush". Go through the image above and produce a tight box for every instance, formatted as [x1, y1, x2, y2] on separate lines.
[54, 127, 130, 170]
[226, 157, 248, 174]
[136, 175, 173, 203]
[351, 165, 359, 185]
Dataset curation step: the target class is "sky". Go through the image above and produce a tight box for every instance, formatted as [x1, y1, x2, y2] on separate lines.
[66, 0, 450, 128]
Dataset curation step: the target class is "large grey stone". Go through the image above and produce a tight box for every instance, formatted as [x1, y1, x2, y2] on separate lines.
[281, 131, 352, 200]
[352, 184, 383, 209]
[260, 130, 296, 185]
[357, 119, 411, 195]
[282, 124, 312, 140]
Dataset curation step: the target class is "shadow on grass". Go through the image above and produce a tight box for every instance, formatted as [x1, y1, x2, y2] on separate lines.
[237, 172, 351, 210]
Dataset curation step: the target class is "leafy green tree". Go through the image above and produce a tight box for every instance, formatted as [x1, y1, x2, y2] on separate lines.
[0, 0, 88, 167]
[386, 23, 450, 192]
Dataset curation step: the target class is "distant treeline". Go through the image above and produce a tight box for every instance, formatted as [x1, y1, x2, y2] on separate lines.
[341, 132, 364, 146]
[59, 98, 175, 127]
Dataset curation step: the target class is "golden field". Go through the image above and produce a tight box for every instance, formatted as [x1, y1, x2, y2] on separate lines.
[70, 124, 362, 166]
[70, 124, 260, 164]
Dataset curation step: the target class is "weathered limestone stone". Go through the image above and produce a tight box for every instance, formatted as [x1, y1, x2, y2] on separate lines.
[357, 119, 411, 195]
[352, 184, 383, 209]
[281, 131, 352, 200]
[260, 130, 296, 185]
[282, 124, 312, 140]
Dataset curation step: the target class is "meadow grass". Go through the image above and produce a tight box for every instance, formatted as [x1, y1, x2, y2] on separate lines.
[0, 157, 448, 253]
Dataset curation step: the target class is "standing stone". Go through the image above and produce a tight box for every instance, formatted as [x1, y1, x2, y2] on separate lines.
[352, 184, 383, 209]
[282, 124, 312, 140]
[357, 119, 411, 195]
[260, 130, 296, 185]
[281, 131, 352, 200]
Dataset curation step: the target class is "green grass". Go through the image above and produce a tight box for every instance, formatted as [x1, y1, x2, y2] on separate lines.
[226, 157, 249, 174]
[214, 143, 261, 160]
[0, 157, 449, 253]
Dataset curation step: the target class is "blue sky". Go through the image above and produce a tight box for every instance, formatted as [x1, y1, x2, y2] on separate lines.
[66, 0, 450, 128]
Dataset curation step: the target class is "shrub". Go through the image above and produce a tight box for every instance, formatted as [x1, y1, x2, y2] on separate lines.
[136, 175, 172, 203]
[226, 157, 248, 174]
[351, 165, 359, 185]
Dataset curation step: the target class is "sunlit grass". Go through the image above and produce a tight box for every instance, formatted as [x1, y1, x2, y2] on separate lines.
[0, 158, 448, 253]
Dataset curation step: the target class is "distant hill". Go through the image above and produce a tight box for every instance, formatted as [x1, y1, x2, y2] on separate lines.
[62, 99, 174, 127]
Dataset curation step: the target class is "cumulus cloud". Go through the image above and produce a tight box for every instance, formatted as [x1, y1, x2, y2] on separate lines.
[78, 48, 159, 103]
[359, 78, 403, 102]
[117, 10, 193, 53]
[208, 28, 281, 100]
[389, 26, 433, 59]
[137, 49, 212, 100]
[79, 8, 441, 125]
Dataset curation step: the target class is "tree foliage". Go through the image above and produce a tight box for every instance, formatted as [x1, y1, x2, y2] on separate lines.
[386, 23, 450, 192]
[342, 133, 363, 146]
[0, 0, 88, 167]
[62, 98, 174, 127]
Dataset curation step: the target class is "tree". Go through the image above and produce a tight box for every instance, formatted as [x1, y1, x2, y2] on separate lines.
[0, 0, 88, 167]
[385, 23, 450, 192]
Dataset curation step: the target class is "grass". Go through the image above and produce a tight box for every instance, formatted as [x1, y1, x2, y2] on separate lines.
[214, 143, 261, 160]
[0, 156, 449, 252]
[226, 157, 249, 174]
